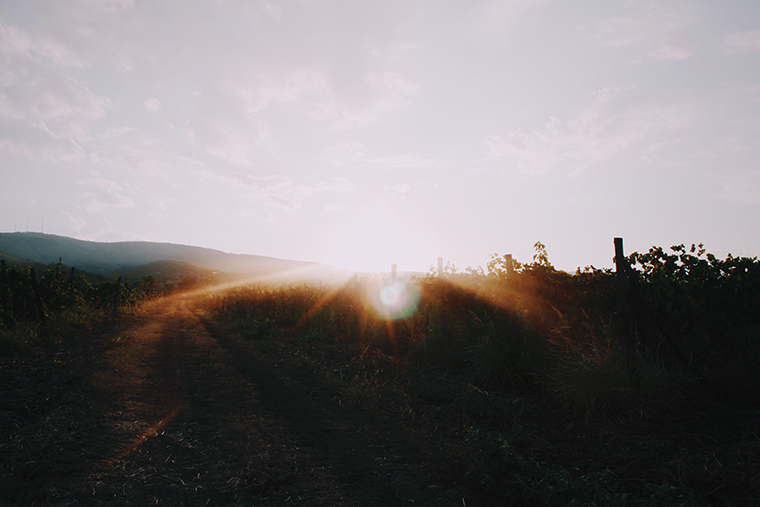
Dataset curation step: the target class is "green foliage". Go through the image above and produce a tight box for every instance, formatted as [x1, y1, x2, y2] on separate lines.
[0, 261, 166, 355]
[628, 244, 760, 401]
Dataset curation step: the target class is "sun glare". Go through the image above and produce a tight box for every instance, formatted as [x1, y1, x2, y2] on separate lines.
[322, 204, 434, 273]
[368, 280, 419, 320]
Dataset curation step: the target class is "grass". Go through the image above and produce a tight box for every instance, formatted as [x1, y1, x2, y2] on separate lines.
[232, 317, 719, 505]
[0, 323, 37, 356]
[202, 273, 760, 506]
[0, 310, 94, 356]
[545, 331, 689, 422]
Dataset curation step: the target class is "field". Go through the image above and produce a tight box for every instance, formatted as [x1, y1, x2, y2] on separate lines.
[1, 243, 759, 506]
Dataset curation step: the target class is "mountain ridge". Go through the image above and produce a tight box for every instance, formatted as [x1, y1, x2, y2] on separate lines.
[0, 232, 342, 281]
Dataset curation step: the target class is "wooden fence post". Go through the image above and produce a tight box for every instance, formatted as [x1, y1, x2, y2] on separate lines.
[30, 267, 46, 323]
[614, 238, 635, 374]
[505, 254, 514, 278]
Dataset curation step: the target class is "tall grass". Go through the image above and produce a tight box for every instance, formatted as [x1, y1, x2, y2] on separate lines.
[545, 318, 690, 421]
[207, 243, 760, 417]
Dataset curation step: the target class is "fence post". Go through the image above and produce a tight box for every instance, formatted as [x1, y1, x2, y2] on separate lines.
[505, 254, 514, 278]
[30, 267, 46, 323]
[438, 257, 443, 278]
[614, 238, 635, 374]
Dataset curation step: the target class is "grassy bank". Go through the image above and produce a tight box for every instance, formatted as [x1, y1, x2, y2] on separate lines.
[203, 243, 760, 505]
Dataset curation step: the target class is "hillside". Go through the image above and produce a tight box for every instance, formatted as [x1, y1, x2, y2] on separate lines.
[0, 232, 343, 281]
[113, 260, 223, 283]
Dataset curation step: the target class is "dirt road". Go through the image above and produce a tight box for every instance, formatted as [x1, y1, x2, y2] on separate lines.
[2, 296, 486, 506]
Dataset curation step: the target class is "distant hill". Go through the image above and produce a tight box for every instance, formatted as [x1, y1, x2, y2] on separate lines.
[114, 260, 224, 283]
[0, 232, 345, 282]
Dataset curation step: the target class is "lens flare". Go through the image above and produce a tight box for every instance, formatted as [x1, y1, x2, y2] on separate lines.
[370, 280, 419, 320]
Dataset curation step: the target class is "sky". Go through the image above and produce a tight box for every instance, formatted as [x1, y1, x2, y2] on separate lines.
[1, 0, 759, 274]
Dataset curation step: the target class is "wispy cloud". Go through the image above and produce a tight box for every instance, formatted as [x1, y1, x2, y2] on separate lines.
[144, 97, 162, 112]
[300, 177, 356, 195]
[200, 170, 355, 212]
[87, 126, 189, 176]
[724, 30, 760, 54]
[590, 1, 692, 62]
[383, 183, 411, 198]
[312, 71, 418, 129]
[485, 87, 698, 175]
[0, 120, 86, 162]
[0, 73, 112, 122]
[62, 210, 86, 233]
[258, 0, 282, 20]
[183, 86, 268, 165]
[89, 144, 166, 175]
[465, 0, 552, 50]
[370, 153, 441, 169]
[0, 23, 87, 68]
[718, 170, 760, 204]
[60, 122, 94, 143]
[79, 177, 135, 213]
[324, 140, 366, 167]
[225, 173, 293, 192]
[0, 67, 111, 161]
[238, 208, 275, 220]
[325, 141, 445, 172]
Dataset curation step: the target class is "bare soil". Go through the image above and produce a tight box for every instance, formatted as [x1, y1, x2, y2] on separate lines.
[1, 296, 496, 506]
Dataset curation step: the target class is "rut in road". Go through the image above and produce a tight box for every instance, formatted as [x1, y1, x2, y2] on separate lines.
[89, 296, 472, 507]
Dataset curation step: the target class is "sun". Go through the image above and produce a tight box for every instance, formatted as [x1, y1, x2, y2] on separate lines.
[321, 203, 434, 273]
[367, 279, 420, 320]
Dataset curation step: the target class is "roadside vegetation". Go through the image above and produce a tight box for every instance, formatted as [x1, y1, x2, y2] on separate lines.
[2, 241, 758, 505]
[205, 242, 760, 506]
[0, 261, 170, 356]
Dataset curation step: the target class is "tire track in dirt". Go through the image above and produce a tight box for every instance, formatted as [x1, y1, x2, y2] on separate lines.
[87, 296, 474, 506]
[89, 297, 220, 506]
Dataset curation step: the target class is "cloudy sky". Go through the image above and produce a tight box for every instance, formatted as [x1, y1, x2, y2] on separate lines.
[1, 0, 759, 273]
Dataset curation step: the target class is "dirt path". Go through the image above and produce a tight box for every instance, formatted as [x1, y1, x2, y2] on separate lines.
[2, 296, 483, 506]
